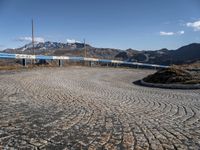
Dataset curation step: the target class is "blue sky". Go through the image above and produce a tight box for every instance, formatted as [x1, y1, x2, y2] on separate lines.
[0, 0, 200, 50]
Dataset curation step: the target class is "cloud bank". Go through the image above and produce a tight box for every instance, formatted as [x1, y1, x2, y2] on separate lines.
[177, 30, 184, 35]
[160, 31, 184, 36]
[17, 37, 45, 43]
[186, 20, 200, 31]
[160, 31, 174, 36]
[66, 39, 81, 43]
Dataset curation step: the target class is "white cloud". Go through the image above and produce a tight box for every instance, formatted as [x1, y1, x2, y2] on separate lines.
[160, 31, 184, 36]
[17, 37, 45, 43]
[66, 39, 81, 43]
[160, 31, 175, 36]
[186, 20, 200, 31]
[177, 30, 184, 35]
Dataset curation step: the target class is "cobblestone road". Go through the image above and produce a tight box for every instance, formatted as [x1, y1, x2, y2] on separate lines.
[0, 67, 200, 150]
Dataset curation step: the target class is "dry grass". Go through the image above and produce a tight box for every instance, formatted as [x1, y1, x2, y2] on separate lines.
[143, 66, 200, 84]
[0, 65, 22, 70]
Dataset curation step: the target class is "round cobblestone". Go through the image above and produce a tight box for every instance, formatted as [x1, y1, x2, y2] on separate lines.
[0, 67, 200, 149]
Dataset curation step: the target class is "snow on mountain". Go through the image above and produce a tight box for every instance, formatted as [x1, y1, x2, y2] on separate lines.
[18, 41, 87, 51]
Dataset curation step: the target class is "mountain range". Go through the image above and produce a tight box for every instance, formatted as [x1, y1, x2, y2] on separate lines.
[3, 42, 200, 65]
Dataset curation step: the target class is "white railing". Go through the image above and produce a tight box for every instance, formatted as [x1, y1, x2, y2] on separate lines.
[0, 52, 169, 68]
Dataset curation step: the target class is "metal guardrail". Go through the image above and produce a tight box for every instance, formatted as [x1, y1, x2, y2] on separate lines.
[0, 52, 169, 68]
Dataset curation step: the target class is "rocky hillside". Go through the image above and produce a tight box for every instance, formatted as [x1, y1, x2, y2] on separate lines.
[115, 43, 200, 65]
[3, 42, 200, 65]
[3, 41, 122, 60]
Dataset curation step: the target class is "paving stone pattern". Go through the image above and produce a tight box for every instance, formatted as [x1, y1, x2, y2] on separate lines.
[0, 67, 200, 150]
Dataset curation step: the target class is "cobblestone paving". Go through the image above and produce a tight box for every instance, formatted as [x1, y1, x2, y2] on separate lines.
[0, 67, 200, 150]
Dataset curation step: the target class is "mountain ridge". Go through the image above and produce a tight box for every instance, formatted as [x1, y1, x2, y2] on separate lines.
[3, 42, 200, 65]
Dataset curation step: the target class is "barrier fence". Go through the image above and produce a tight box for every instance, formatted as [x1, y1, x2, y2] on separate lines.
[0, 52, 169, 68]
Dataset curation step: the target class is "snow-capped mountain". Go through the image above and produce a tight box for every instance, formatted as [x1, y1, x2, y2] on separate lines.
[3, 41, 89, 54]
[3, 42, 200, 65]
[20, 41, 87, 51]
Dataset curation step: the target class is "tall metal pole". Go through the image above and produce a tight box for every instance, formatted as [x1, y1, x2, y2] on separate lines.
[84, 39, 86, 58]
[32, 19, 35, 56]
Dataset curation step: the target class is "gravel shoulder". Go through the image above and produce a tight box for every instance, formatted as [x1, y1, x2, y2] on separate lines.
[0, 67, 200, 149]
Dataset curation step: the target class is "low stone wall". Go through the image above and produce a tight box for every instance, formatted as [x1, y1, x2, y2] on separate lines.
[140, 80, 200, 89]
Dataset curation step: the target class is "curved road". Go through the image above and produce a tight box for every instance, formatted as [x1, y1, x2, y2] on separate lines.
[0, 67, 200, 149]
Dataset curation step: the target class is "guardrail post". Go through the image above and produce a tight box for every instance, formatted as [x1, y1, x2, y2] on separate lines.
[90, 61, 92, 67]
[59, 59, 63, 67]
[22, 59, 27, 67]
